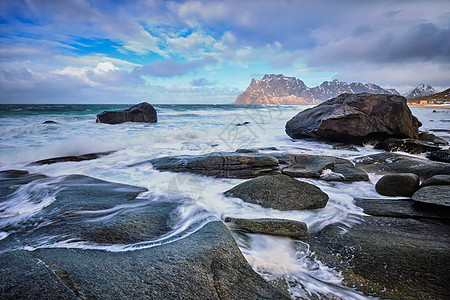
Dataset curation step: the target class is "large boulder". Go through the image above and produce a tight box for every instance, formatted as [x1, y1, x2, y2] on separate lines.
[224, 217, 308, 239]
[354, 152, 450, 180]
[285, 93, 420, 144]
[147, 152, 280, 179]
[96, 102, 157, 124]
[0, 171, 287, 299]
[375, 173, 420, 197]
[223, 174, 328, 211]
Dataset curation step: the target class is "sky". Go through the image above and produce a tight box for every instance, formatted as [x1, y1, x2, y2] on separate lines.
[1, 0, 449, 104]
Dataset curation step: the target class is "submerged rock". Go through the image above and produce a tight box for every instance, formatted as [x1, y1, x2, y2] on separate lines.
[0, 171, 287, 299]
[285, 93, 420, 144]
[43, 120, 58, 124]
[375, 173, 420, 197]
[273, 153, 369, 182]
[354, 152, 450, 180]
[225, 217, 308, 239]
[148, 152, 280, 179]
[224, 174, 328, 211]
[418, 131, 448, 145]
[29, 151, 115, 165]
[96, 102, 157, 124]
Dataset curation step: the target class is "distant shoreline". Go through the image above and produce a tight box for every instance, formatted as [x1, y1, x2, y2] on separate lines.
[407, 103, 450, 108]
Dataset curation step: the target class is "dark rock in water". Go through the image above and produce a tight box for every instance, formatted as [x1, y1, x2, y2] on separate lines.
[309, 216, 450, 299]
[236, 121, 250, 126]
[29, 151, 115, 165]
[419, 131, 448, 145]
[148, 152, 280, 179]
[412, 185, 450, 207]
[235, 148, 259, 153]
[273, 153, 369, 182]
[374, 138, 441, 154]
[285, 93, 420, 144]
[354, 198, 449, 219]
[332, 144, 359, 151]
[421, 175, 450, 187]
[224, 174, 328, 211]
[96, 102, 157, 124]
[355, 152, 450, 180]
[427, 149, 450, 163]
[43, 120, 58, 124]
[0, 169, 29, 178]
[0, 171, 286, 299]
[375, 173, 419, 197]
[225, 217, 308, 239]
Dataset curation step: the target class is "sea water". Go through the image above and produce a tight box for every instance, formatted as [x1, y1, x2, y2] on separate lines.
[0, 104, 448, 299]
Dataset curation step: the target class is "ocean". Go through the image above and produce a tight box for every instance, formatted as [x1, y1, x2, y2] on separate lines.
[0, 104, 449, 299]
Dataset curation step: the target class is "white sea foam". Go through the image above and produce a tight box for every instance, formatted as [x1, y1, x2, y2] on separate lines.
[0, 104, 444, 299]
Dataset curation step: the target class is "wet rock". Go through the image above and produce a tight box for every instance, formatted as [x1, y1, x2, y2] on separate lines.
[273, 154, 369, 182]
[354, 152, 450, 180]
[309, 216, 450, 299]
[148, 152, 280, 179]
[224, 174, 328, 211]
[236, 121, 250, 126]
[427, 149, 450, 163]
[96, 102, 157, 124]
[285, 93, 420, 145]
[43, 120, 58, 124]
[225, 217, 308, 239]
[0, 171, 287, 299]
[375, 173, 419, 197]
[332, 144, 359, 151]
[374, 138, 441, 154]
[418, 131, 448, 145]
[412, 185, 450, 207]
[354, 198, 449, 219]
[235, 148, 259, 153]
[421, 175, 450, 187]
[29, 151, 115, 165]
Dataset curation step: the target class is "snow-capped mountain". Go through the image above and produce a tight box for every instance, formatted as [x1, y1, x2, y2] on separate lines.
[403, 84, 436, 99]
[233, 74, 400, 104]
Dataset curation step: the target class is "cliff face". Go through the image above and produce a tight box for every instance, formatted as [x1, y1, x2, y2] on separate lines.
[233, 74, 400, 105]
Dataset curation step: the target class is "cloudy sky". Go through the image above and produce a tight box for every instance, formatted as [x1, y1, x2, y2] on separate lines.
[1, 0, 449, 104]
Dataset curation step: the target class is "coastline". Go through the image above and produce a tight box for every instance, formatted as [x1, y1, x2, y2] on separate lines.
[407, 103, 450, 108]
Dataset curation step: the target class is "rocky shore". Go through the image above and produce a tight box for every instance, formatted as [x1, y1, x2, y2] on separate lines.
[1, 94, 449, 299]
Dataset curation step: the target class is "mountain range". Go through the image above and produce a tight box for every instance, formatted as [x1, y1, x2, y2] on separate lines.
[403, 84, 436, 99]
[233, 74, 400, 105]
[407, 88, 450, 104]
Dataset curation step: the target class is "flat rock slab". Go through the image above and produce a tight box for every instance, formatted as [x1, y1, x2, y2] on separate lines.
[412, 185, 450, 207]
[29, 151, 115, 165]
[309, 216, 450, 299]
[355, 198, 449, 219]
[225, 217, 308, 239]
[273, 153, 369, 182]
[427, 149, 450, 163]
[374, 138, 441, 154]
[0, 171, 286, 299]
[224, 174, 328, 211]
[149, 152, 280, 179]
[354, 152, 450, 180]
